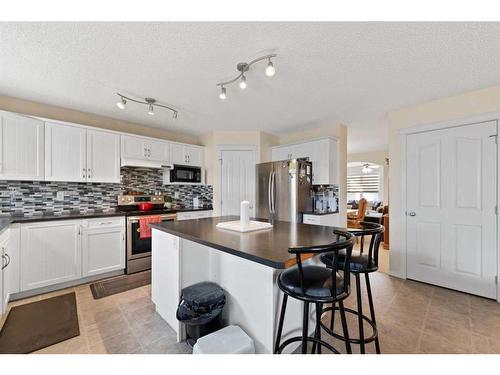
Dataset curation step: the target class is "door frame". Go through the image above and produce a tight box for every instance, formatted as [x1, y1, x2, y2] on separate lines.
[217, 144, 258, 216]
[399, 111, 500, 302]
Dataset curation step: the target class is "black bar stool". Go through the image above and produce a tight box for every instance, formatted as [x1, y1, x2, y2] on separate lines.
[274, 230, 355, 354]
[320, 222, 385, 354]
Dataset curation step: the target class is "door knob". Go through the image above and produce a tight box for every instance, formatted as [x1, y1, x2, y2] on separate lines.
[408, 212, 416, 216]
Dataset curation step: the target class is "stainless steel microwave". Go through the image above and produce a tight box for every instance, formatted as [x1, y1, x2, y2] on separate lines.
[169, 165, 202, 184]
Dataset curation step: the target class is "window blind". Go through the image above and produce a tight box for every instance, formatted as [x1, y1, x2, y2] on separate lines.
[347, 174, 380, 193]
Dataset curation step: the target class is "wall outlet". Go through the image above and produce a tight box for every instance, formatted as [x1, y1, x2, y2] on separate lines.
[174, 192, 179, 199]
[56, 191, 65, 201]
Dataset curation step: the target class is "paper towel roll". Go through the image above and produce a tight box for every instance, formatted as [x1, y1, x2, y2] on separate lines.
[240, 200, 250, 228]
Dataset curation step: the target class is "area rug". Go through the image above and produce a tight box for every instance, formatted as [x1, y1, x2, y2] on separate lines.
[89, 270, 151, 299]
[0, 292, 79, 354]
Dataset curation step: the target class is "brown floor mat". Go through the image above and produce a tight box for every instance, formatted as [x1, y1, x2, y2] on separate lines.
[0, 292, 79, 354]
[89, 270, 151, 299]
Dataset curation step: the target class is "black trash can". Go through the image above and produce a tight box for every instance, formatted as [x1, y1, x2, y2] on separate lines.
[176, 282, 226, 347]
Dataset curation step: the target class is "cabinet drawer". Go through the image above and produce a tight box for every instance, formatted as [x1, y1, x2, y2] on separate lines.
[303, 215, 320, 225]
[85, 217, 125, 228]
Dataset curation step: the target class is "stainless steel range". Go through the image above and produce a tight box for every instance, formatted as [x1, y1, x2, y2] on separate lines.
[118, 194, 176, 274]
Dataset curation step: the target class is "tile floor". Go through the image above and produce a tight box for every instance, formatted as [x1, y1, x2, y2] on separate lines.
[1, 270, 499, 354]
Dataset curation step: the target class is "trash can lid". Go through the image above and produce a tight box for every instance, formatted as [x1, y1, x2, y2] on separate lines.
[180, 282, 225, 309]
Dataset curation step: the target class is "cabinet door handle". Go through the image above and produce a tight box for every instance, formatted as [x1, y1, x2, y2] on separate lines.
[82, 168, 86, 178]
[87, 168, 91, 178]
[98, 221, 114, 225]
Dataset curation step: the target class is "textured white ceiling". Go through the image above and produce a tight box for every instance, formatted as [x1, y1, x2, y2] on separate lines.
[1, 22, 500, 153]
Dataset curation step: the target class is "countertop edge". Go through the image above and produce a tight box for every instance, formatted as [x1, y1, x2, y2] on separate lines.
[150, 222, 285, 269]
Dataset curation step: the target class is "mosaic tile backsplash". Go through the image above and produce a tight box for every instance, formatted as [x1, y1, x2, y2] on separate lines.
[0, 167, 213, 216]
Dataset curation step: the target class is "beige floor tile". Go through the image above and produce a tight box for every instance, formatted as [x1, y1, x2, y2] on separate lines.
[422, 318, 472, 351]
[33, 335, 89, 354]
[89, 331, 142, 354]
[471, 333, 500, 354]
[417, 332, 471, 354]
[143, 336, 192, 354]
[130, 313, 176, 347]
[85, 314, 132, 343]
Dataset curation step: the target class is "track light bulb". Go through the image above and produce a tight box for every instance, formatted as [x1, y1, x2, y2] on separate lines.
[265, 59, 275, 77]
[116, 98, 126, 110]
[239, 75, 247, 89]
[219, 87, 227, 100]
[148, 104, 155, 116]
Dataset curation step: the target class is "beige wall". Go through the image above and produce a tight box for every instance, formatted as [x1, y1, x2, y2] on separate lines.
[348, 149, 389, 204]
[387, 84, 500, 277]
[0, 95, 200, 144]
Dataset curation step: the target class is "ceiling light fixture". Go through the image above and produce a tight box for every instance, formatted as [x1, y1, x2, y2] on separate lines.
[115, 93, 178, 119]
[362, 164, 373, 174]
[265, 58, 276, 77]
[116, 97, 127, 110]
[219, 86, 227, 100]
[239, 75, 247, 89]
[216, 53, 277, 99]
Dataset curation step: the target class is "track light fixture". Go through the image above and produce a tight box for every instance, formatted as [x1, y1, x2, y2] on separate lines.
[216, 53, 277, 99]
[219, 86, 227, 100]
[116, 93, 178, 119]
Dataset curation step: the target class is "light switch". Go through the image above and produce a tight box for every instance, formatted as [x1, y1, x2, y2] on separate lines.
[56, 191, 65, 201]
[174, 192, 179, 199]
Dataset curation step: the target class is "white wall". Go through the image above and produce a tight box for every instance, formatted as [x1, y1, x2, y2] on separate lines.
[387, 84, 500, 277]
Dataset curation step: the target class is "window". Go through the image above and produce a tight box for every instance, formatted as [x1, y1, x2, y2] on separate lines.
[347, 174, 380, 193]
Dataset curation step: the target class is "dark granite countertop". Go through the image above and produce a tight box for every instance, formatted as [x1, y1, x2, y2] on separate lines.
[0, 207, 214, 231]
[150, 216, 347, 269]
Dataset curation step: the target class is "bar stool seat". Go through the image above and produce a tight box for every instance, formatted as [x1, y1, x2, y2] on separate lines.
[279, 266, 348, 301]
[321, 252, 377, 273]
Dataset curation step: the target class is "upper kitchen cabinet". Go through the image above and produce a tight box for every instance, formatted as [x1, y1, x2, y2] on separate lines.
[86, 129, 121, 183]
[0, 112, 45, 181]
[170, 143, 203, 167]
[121, 135, 170, 168]
[271, 137, 338, 185]
[310, 138, 338, 185]
[45, 122, 87, 182]
[45, 122, 121, 183]
[271, 142, 313, 161]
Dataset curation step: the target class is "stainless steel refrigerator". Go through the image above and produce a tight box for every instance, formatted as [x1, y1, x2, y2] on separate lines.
[256, 159, 313, 223]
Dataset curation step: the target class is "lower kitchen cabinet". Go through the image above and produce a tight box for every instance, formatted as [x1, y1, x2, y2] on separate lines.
[1, 229, 10, 315]
[81, 221, 125, 277]
[19, 217, 125, 292]
[20, 220, 82, 291]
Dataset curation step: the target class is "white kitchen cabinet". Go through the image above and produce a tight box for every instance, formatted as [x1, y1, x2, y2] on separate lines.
[0, 112, 45, 181]
[176, 210, 213, 221]
[45, 122, 87, 182]
[81, 218, 125, 277]
[310, 138, 338, 185]
[20, 220, 82, 291]
[171, 143, 204, 167]
[272, 138, 338, 185]
[0, 229, 10, 315]
[86, 129, 121, 183]
[303, 213, 340, 227]
[121, 135, 170, 167]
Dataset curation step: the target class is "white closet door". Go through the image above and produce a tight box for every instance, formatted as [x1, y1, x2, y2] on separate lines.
[220, 149, 256, 216]
[87, 129, 120, 183]
[406, 120, 497, 298]
[45, 122, 87, 182]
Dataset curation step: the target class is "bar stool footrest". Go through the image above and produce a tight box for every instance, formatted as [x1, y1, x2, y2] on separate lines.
[276, 336, 340, 354]
[320, 305, 378, 344]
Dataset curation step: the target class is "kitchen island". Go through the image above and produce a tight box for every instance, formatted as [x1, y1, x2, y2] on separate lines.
[150, 216, 343, 354]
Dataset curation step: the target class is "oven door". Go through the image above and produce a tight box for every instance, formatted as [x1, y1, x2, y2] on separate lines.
[170, 165, 202, 183]
[127, 215, 176, 260]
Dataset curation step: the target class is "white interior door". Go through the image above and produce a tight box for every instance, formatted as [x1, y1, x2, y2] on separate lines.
[220, 148, 256, 216]
[406, 120, 497, 298]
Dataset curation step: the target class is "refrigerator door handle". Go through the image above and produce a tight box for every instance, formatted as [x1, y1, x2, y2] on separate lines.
[268, 171, 273, 215]
[271, 171, 276, 214]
